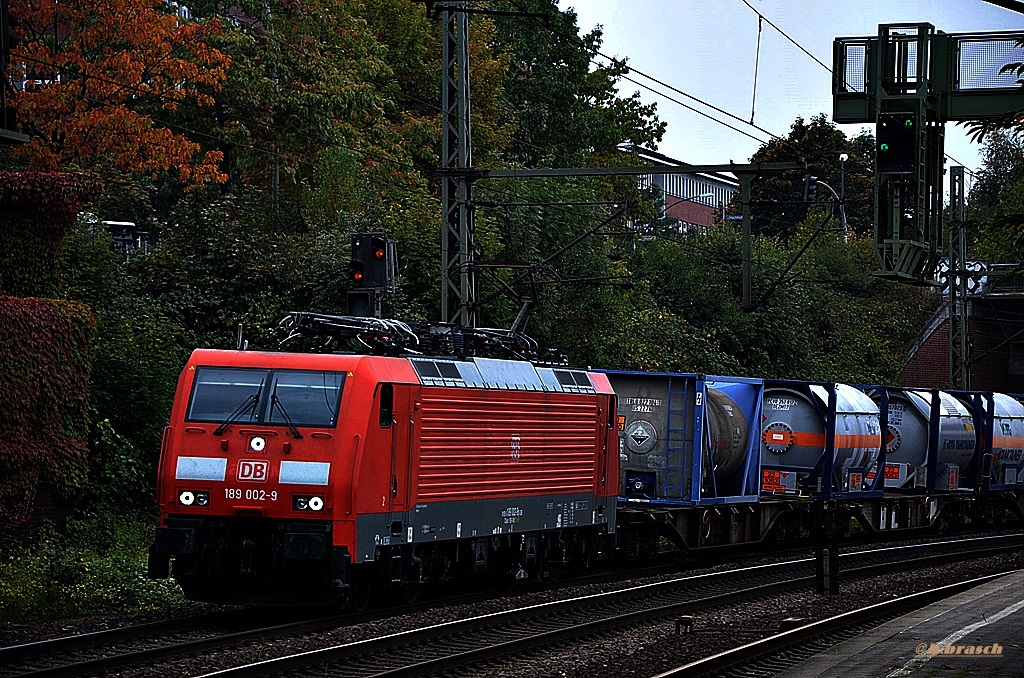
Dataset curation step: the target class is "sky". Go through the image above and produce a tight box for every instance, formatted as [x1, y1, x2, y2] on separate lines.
[558, 0, 1022, 191]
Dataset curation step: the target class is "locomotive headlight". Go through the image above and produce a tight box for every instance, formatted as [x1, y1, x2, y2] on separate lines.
[179, 490, 210, 507]
[250, 436, 266, 452]
[293, 495, 325, 511]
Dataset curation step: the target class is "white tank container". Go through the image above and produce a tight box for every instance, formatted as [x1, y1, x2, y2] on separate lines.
[880, 390, 976, 470]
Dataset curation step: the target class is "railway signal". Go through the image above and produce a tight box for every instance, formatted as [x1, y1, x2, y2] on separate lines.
[349, 232, 397, 317]
[876, 113, 918, 175]
[350, 258, 365, 285]
[350, 232, 395, 289]
[803, 174, 818, 202]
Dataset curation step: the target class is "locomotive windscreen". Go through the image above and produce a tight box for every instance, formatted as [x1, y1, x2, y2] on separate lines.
[186, 366, 346, 428]
[265, 370, 345, 427]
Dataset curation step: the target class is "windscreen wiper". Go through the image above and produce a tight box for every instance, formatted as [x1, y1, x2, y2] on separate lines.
[213, 378, 264, 436]
[270, 385, 303, 439]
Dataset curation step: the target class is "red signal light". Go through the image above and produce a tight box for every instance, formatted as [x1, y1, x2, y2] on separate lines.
[373, 248, 385, 259]
[353, 271, 363, 281]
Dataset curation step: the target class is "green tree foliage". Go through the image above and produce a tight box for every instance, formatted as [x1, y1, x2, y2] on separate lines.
[0, 172, 95, 297]
[746, 114, 874, 241]
[488, 0, 666, 167]
[628, 220, 931, 382]
[62, 227, 187, 469]
[136, 191, 295, 343]
[187, 0, 404, 192]
[966, 130, 1024, 267]
[0, 518, 188, 620]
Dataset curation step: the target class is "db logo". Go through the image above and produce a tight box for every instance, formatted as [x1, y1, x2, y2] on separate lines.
[237, 460, 269, 482]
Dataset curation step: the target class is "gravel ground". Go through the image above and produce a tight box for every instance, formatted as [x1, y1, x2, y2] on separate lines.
[2, 541, 1021, 677]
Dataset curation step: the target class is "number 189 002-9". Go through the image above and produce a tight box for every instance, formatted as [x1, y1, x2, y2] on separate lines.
[225, 488, 278, 501]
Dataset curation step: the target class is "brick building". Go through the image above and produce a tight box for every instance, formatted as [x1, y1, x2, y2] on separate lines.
[901, 267, 1024, 392]
[630, 147, 738, 234]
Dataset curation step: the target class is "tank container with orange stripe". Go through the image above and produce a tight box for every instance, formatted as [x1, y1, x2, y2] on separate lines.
[760, 383, 881, 495]
[987, 393, 1024, 486]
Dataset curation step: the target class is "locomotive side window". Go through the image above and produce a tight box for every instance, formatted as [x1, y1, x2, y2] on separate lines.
[264, 370, 345, 428]
[187, 367, 269, 423]
[379, 384, 394, 428]
[437, 362, 461, 379]
[552, 369, 595, 392]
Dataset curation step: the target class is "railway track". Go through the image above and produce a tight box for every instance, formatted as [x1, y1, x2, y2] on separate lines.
[0, 554, 710, 677]
[657, 572, 1009, 677]
[1, 534, 1017, 677]
[196, 534, 1020, 678]
[0, 606, 361, 678]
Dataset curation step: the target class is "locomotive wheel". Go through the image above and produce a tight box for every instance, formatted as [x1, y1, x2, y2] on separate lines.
[545, 558, 564, 582]
[349, 568, 373, 612]
[400, 545, 425, 604]
[571, 535, 592, 571]
[401, 580, 424, 604]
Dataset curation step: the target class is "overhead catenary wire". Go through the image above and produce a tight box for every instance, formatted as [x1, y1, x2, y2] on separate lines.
[734, 0, 980, 177]
[751, 14, 763, 125]
[503, 0, 884, 200]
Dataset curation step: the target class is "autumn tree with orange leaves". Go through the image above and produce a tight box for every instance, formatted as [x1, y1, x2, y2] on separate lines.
[10, 0, 230, 184]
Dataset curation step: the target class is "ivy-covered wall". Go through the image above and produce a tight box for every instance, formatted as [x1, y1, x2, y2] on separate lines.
[0, 171, 93, 298]
[0, 296, 95, 523]
[0, 172, 97, 530]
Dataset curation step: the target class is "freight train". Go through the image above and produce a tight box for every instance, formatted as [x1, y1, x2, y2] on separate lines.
[148, 314, 1024, 606]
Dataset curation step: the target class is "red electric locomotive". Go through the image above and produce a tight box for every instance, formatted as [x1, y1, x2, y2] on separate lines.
[149, 345, 618, 605]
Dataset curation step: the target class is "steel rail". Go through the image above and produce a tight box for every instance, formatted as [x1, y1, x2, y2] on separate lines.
[197, 566, 818, 678]
[0, 610, 249, 668]
[0, 555, 767, 677]
[0, 552, 698, 677]
[656, 571, 1012, 677]
[1, 611, 359, 678]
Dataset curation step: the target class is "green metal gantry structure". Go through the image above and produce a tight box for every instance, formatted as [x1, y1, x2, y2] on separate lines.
[833, 23, 1024, 282]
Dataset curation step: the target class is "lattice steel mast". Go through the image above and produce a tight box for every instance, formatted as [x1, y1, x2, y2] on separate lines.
[948, 166, 970, 389]
[440, 2, 476, 327]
